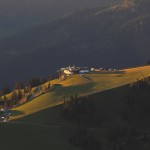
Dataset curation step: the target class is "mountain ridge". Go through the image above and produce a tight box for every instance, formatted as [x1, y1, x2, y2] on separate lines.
[0, 0, 150, 84]
[0, 0, 121, 39]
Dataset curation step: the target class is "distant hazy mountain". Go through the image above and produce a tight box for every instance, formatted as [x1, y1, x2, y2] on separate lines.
[0, 0, 150, 85]
[0, 0, 120, 39]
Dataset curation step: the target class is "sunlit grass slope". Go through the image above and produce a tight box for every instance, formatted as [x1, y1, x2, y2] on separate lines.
[0, 65, 150, 150]
[84, 65, 150, 92]
[10, 65, 150, 121]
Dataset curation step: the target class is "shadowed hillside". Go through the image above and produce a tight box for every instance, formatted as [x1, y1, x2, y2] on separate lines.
[1, 65, 150, 150]
[0, 0, 120, 39]
[0, 0, 150, 84]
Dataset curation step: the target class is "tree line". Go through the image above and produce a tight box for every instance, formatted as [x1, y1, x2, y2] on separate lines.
[62, 95, 101, 149]
[0, 76, 53, 108]
[125, 76, 150, 120]
[0, 89, 23, 108]
[62, 95, 95, 124]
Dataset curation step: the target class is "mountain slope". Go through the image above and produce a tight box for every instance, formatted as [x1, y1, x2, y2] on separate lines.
[0, 0, 150, 84]
[0, 65, 149, 150]
[10, 65, 150, 121]
[0, 0, 120, 39]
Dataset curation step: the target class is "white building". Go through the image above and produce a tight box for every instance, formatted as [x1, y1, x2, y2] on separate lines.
[64, 69, 73, 75]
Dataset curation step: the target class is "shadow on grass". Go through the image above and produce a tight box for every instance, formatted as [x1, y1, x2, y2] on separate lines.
[16, 84, 130, 126]
[14, 105, 63, 124]
[11, 110, 25, 116]
[53, 82, 95, 96]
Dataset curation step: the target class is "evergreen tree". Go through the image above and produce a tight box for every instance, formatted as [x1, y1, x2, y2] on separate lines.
[18, 89, 23, 100]
[26, 85, 32, 93]
[14, 81, 24, 90]
[0, 97, 4, 106]
[11, 90, 18, 105]
[47, 82, 51, 89]
[1, 85, 11, 96]
[3, 95, 8, 108]
[27, 77, 41, 88]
